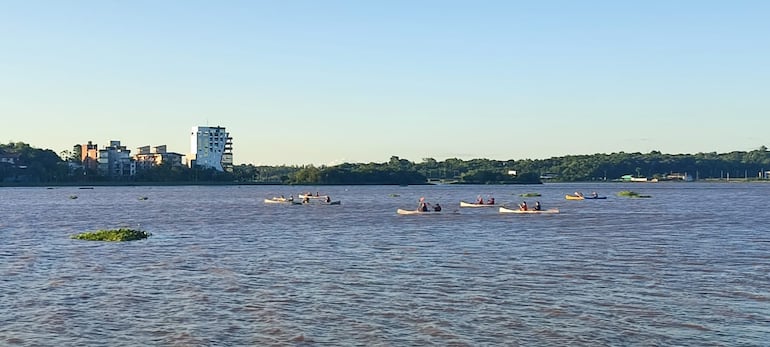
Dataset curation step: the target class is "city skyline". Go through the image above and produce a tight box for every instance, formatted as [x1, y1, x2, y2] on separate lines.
[2, 1, 769, 166]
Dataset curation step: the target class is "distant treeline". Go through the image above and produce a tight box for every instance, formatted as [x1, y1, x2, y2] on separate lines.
[2, 142, 769, 185]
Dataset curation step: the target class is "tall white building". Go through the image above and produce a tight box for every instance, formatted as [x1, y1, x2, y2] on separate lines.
[190, 126, 233, 172]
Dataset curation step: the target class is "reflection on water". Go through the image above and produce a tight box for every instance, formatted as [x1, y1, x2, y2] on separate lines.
[1, 183, 769, 345]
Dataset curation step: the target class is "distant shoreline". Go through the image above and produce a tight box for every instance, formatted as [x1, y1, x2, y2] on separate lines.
[2, 179, 767, 188]
[0, 181, 429, 187]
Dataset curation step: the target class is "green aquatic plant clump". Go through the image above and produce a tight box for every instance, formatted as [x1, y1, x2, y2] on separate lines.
[71, 228, 151, 242]
[617, 190, 652, 198]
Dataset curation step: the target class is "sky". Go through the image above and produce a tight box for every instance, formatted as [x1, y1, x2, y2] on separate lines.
[1, 1, 769, 166]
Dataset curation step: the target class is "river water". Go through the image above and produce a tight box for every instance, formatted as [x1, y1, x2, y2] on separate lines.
[1, 183, 768, 346]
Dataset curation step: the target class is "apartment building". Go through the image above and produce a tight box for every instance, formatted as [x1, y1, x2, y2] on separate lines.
[77, 141, 100, 172]
[189, 126, 233, 172]
[98, 140, 135, 178]
[134, 145, 185, 171]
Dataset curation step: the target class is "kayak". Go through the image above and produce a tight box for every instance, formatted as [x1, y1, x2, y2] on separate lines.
[618, 191, 652, 198]
[264, 198, 300, 205]
[396, 208, 442, 215]
[584, 196, 607, 199]
[499, 206, 560, 214]
[299, 194, 328, 199]
[459, 201, 497, 208]
[565, 195, 584, 200]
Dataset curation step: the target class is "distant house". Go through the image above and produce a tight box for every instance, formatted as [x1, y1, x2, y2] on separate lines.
[621, 174, 650, 182]
[665, 172, 694, 181]
[0, 153, 25, 183]
[539, 173, 558, 180]
[0, 153, 20, 165]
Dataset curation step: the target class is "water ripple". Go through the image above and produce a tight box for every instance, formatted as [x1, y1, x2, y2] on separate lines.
[1, 184, 769, 345]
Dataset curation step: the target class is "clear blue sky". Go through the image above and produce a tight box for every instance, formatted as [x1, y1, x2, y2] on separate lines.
[2, 1, 768, 165]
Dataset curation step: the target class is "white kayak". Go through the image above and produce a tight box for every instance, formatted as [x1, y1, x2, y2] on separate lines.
[299, 194, 328, 199]
[396, 208, 443, 215]
[499, 206, 560, 214]
[264, 198, 300, 205]
[460, 201, 497, 208]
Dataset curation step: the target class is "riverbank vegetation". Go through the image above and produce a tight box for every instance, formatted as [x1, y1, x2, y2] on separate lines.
[2, 142, 770, 185]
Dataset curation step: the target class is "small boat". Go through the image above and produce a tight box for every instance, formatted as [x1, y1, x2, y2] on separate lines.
[583, 196, 607, 199]
[499, 206, 560, 214]
[322, 201, 341, 205]
[396, 208, 442, 215]
[264, 198, 300, 205]
[519, 192, 541, 197]
[299, 194, 328, 199]
[565, 194, 584, 200]
[459, 201, 497, 208]
[617, 191, 652, 198]
[265, 197, 287, 202]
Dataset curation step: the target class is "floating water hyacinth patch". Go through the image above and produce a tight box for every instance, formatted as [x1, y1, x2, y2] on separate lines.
[617, 191, 651, 198]
[71, 228, 151, 242]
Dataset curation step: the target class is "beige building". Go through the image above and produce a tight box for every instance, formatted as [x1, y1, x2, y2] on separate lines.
[134, 145, 185, 171]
